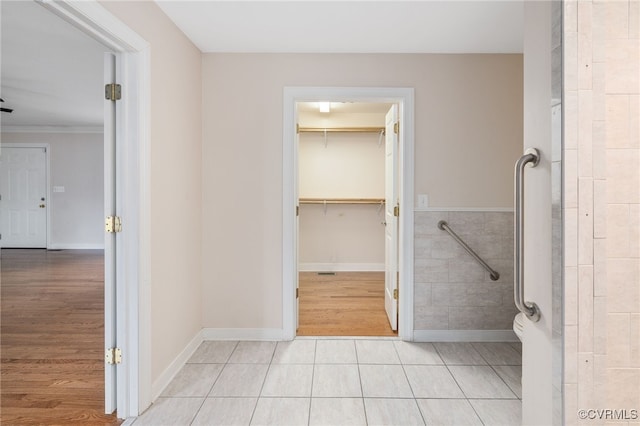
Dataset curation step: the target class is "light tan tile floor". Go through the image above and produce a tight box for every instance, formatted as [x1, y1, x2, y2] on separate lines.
[133, 339, 522, 426]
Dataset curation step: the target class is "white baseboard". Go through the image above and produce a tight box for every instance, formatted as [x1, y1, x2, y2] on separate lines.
[151, 330, 203, 401]
[413, 330, 518, 342]
[202, 328, 286, 341]
[47, 243, 105, 250]
[299, 263, 385, 272]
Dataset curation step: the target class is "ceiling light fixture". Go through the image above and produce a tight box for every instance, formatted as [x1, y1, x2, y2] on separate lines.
[318, 102, 331, 113]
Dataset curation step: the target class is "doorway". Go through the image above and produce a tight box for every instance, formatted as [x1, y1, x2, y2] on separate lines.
[282, 87, 415, 341]
[296, 101, 396, 336]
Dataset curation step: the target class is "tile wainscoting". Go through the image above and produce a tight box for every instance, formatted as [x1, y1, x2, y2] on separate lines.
[414, 210, 518, 337]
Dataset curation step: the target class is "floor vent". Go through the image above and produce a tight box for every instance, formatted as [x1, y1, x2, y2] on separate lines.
[317, 272, 336, 275]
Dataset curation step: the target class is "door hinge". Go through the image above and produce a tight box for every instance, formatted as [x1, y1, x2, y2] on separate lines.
[296, 123, 300, 134]
[105, 216, 122, 233]
[393, 288, 398, 300]
[394, 122, 399, 134]
[393, 204, 399, 217]
[105, 83, 122, 101]
[296, 288, 299, 298]
[296, 206, 299, 216]
[105, 347, 122, 365]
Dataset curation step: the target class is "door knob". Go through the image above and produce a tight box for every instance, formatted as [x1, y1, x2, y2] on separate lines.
[39, 204, 45, 208]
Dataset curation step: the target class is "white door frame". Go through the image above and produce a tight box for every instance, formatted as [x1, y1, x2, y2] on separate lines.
[282, 87, 415, 341]
[0, 143, 51, 249]
[38, 0, 151, 417]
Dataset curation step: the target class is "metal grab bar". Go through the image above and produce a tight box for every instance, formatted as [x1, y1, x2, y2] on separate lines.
[437, 220, 500, 281]
[514, 148, 541, 322]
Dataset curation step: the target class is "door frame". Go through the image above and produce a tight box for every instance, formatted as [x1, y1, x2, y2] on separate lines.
[0, 143, 51, 249]
[38, 0, 151, 418]
[282, 87, 415, 341]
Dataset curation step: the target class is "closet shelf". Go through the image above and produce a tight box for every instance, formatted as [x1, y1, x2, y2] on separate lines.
[299, 198, 385, 205]
[298, 127, 385, 134]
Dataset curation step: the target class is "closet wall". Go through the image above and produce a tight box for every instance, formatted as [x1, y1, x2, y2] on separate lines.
[298, 109, 387, 271]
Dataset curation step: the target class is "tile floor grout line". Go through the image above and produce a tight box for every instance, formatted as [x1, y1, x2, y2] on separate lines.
[352, 339, 370, 426]
[393, 340, 428, 426]
[307, 339, 317, 425]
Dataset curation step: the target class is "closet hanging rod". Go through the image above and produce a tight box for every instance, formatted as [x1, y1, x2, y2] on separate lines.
[298, 127, 385, 134]
[299, 198, 385, 205]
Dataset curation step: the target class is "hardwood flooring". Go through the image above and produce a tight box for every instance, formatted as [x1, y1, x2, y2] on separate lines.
[1, 249, 121, 425]
[297, 271, 397, 336]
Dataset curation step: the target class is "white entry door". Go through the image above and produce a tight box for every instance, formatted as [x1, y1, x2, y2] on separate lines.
[0, 147, 47, 248]
[384, 105, 399, 331]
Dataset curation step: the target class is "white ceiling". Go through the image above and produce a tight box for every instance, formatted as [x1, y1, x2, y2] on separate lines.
[155, 1, 524, 54]
[0, 1, 524, 129]
[1, 1, 106, 130]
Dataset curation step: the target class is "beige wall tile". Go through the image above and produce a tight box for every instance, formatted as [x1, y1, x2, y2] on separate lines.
[578, 352, 595, 413]
[607, 95, 631, 148]
[606, 39, 640, 95]
[578, 2, 593, 90]
[608, 204, 631, 258]
[579, 91, 594, 177]
[631, 95, 639, 148]
[631, 314, 640, 368]
[594, 239, 608, 297]
[592, 2, 607, 63]
[566, 149, 579, 208]
[566, 208, 579, 267]
[566, 325, 579, 384]
[594, 179, 608, 238]
[631, 0, 640, 39]
[565, 0, 578, 34]
[579, 265, 595, 352]
[594, 296, 608, 355]
[606, 0, 630, 40]
[607, 258, 640, 313]
[607, 313, 631, 368]
[566, 31, 579, 93]
[593, 63, 607, 121]
[606, 369, 640, 408]
[607, 149, 640, 204]
[579, 178, 594, 265]
[567, 266, 579, 325]
[630, 204, 640, 257]
[565, 382, 579, 426]
[593, 121, 607, 179]
[593, 354, 608, 400]
[566, 91, 579, 150]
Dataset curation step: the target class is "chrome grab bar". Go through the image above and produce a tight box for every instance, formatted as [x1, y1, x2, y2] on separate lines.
[437, 220, 500, 281]
[514, 148, 541, 322]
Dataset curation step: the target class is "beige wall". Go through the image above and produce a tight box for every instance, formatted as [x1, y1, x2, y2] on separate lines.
[1, 132, 104, 248]
[201, 53, 523, 329]
[99, 1, 203, 383]
[564, 1, 640, 424]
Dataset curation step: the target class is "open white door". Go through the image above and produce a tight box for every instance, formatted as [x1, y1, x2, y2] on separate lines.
[0, 147, 47, 248]
[384, 105, 398, 331]
[104, 52, 117, 414]
[295, 117, 300, 331]
[520, 2, 556, 424]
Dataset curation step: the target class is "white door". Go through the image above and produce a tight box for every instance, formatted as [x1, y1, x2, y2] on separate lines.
[295, 118, 300, 330]
[0, 147, 47, 248]
[384, 105, 399, 331]
[104, 52, 117, 414]
[521, 2, 555, 424]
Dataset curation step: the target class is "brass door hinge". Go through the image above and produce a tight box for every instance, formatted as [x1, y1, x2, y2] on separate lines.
[393, 204, 399, 217]
[394, 122, 399, 134]
[393, 288, 398, 300]
[296, 288, 299, 298]
[296, 206, 299, 217]
[105, 347, 122, 365]
[105, 83, 122, 101]
[105, 216, 122, 233]
[296, 123, 300, 134]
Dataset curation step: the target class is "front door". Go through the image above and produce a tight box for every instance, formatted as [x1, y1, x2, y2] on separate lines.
[0, 146, 47, 248]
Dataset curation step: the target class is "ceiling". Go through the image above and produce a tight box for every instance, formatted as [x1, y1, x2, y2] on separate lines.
[1, 1, 106, 130]
[0, 1, 523, 130]
[298, 102, 392, 114]
[155, 1, 524, 54]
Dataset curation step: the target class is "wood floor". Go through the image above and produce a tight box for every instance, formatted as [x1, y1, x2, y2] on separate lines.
[297, 271, 397, 336]
[1, 249, 121, 425]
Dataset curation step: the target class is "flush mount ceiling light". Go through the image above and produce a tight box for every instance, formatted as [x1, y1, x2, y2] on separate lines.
[318, 102, 331, 113]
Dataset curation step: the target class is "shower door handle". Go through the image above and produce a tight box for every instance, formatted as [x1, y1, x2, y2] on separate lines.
[514, 148, 541, 322]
